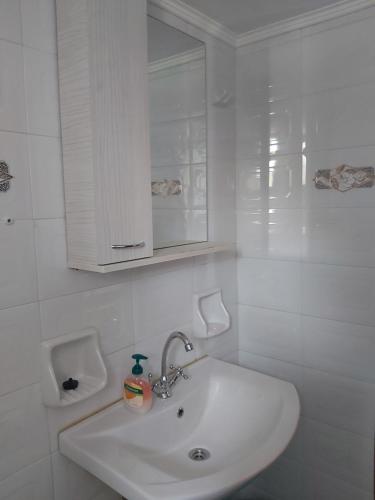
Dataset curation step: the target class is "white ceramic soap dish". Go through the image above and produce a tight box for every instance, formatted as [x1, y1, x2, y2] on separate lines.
[41, 328, 107, 408]
[193, 288, 230, 338]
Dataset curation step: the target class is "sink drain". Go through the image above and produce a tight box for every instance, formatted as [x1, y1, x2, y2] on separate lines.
[188, 448, 210, 461]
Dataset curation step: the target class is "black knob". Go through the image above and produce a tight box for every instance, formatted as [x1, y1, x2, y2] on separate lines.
[62, 378, 79, 391]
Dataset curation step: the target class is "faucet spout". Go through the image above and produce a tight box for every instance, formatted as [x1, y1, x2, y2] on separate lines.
[161, 331, 194, 382]
[152, 331, 194, 399]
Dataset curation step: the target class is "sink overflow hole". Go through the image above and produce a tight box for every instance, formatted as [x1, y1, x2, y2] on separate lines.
[188, 448, 210, 461]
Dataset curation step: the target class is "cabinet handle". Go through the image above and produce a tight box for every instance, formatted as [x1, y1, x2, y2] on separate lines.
[112, 242, 146, 249]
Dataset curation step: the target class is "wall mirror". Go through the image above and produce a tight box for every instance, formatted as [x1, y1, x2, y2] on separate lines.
[147, 16, 208, 250]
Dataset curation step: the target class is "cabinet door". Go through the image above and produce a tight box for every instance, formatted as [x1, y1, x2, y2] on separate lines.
[57, 0, 153, 267]
[91, 0, 153, 264]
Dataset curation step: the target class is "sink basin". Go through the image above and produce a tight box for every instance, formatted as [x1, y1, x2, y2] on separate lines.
[59, 356, 299, 500]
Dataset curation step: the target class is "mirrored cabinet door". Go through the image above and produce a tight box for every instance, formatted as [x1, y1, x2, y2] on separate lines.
[147, 17, 208, 250]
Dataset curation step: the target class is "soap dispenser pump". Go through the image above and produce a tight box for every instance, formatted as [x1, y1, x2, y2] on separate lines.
[123, 354, 153, 413]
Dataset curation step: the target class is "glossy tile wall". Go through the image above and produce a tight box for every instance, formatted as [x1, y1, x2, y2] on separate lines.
[0, 1, 237, 499]
[236, 6, 375, 500]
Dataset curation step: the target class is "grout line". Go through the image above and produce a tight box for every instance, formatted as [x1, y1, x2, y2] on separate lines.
[235, 78, 375, 106]
[237, 302, 375, 330]
[0, 35, 56, 55]
[237, 255, 375, 272]
[236, 142, 375, 159]
[0, 128, 60, 139]
[0, 299, 38, 313]
[0, 455, 53, 488]
[238, 348, 375, 396]
[236, 207, 375, 212]
[0, 380, 41, 400]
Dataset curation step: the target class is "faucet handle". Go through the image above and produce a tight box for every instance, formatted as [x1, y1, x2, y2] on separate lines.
[176, 367, 190, 380]
[169, 364, 175, 370]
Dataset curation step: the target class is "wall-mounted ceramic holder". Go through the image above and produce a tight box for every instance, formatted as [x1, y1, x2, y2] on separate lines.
[41, 328, 107, 408]
[193, 288, 230, 338]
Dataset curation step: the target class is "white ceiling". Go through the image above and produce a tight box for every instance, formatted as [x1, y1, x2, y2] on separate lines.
[179, 0, 342, 34]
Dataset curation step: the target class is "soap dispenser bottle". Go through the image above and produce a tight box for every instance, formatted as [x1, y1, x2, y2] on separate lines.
[123, 354, 153, 413]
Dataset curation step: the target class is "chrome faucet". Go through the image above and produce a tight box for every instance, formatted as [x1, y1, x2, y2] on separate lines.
[152, 331, 194, 399]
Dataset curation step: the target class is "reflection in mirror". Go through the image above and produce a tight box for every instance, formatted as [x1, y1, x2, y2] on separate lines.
[147, 16, 207, 250]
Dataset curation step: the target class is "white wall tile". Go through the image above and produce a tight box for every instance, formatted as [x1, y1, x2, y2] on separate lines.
[235, 483, 276, 500]
[239, 305, 301, 364]
[238, 258, 301, 313]
[303, 468, 372, 500]
[28, 135, 64, 219]
[237, 37, 302, 105]
[220, 349, 239, 365]
[208, 207, 236, 242]
[301, 367, 375, 437]
[304, 147, 375, 209]
[0, 0, 21, 44]
[237, 209, 303, 261]
[34, 219, 126, 300]
[208, 107, 236, 162]
[302, 208, 375, 267]
[21, 0, 56, 53]
[303, 419, 373, 491]
[0, 221, 37, 309]
[132, 265, 193, 341]
[193, 252, 237, 305]
[0, 303, 40, 395]
[0, 457, 53, 500]
[40, 283, 134, 355]
[208, 158, 235, 210]
[252, 457, 303, 500]
[303, 83, 375, 152]
[0, 40, 26, 133]
[0, 132, 32, 219]
[236, 8, 375, 500]
[302, 314, 375, 382]
[302, 16, 375, 95]
[0, 385, 49, 481]
[24, 47, 60, 136]
[302, 263, 375, 326]
[53, 452, 107, 500]
[198, 318, 238, 359]
[91, 487, 121, 500]
[237, 97, 302, 159]
[237, 155, 303, 210]
[238, 350, 303, 388]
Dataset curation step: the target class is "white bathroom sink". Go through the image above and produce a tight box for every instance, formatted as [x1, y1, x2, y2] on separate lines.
[59, 356, 299, 500]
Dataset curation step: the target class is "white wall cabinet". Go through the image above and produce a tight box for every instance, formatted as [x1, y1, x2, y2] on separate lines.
[57, 0, 153, 268]
[56, 0, 229, 273]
